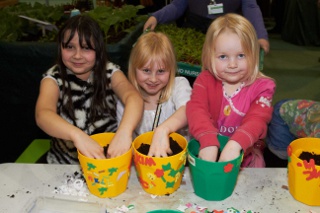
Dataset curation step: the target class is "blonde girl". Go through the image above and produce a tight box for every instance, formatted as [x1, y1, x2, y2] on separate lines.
[117, 32, 192, 157]
[187, 13, 276, 167]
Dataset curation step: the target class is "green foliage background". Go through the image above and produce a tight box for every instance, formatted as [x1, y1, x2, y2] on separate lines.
[0, 3, 147, 43]
[157, 24, 205, 65]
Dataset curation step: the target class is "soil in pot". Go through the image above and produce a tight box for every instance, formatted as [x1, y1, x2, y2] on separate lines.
[103, 145, 109, 158]
[137, 137, 183, 156]
[299, 151, 320, 166]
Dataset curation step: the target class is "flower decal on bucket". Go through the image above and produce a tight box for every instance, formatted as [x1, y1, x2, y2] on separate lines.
[133, 132, 188, 195]
[224, 163, 234, 173]
[135, 152, 186, 190]
[296, 159, 320, 181]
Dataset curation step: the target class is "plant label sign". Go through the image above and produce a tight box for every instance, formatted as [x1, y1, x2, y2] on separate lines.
[19, 15, 58, 36]
[177, 62, 201, 78]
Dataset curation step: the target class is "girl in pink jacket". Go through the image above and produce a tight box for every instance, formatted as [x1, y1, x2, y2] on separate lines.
[186, 13, 276, 167]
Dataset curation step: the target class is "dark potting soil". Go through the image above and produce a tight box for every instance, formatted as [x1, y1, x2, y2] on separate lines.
[103, 145, 109, 158]
[299, 151, 320, 166]
[137, 137, 183, 157]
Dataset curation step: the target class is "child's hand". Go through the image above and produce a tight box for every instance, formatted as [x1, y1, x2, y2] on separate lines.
[198, 146, 219, 162]
[107, 132, 132, 158]
[148, 127, 172, 157]
[218, 140, 242, 162]
[73, 133, 106, 159]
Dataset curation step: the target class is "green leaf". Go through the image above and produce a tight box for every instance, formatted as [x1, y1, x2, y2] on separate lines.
[157, 24, 204, 65]
[0, 3, 147, 43]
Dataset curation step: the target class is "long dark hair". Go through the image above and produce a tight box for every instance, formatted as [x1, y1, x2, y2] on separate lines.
[57, 14, 114, 125]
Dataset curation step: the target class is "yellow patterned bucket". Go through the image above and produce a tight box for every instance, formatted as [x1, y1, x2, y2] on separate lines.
[78, 133, 132, 198]
[287, 137, 320, 206]
[132, 131, 187, 195]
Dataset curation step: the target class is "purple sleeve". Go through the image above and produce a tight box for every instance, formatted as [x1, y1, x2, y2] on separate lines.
[151, 0, 188, 24]
[242, 0, 268, 40]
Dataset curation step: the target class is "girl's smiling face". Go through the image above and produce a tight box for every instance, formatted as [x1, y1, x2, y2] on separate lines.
[61, 31, 96, 81]
[214, 30, 248, 85]
[136, 59, 170, 99]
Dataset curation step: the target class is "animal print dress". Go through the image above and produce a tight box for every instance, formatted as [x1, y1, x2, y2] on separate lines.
[43, 62, 119, 164]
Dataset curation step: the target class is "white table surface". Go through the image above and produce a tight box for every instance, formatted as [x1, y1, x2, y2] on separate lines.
[0, 163, 319, 213]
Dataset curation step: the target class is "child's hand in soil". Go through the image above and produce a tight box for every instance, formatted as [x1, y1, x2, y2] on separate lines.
[107, 130, 132, 158]
[148, 127, 172, 157]
[199, 146, 219, 162]
[218, 140, 242, 162]
[73, 132, 106, 159]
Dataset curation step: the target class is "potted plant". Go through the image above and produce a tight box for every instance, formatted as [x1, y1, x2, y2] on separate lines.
[156, 24, 205, 79]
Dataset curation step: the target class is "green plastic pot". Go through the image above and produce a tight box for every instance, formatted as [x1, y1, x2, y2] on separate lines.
[187, 135, 243, 201]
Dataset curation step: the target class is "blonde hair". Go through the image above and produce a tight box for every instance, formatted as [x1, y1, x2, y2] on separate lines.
[202, 13, 268, 85]
[128, 32, 177, 103]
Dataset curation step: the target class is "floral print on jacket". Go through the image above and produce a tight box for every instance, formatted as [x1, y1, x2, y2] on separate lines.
[280, 99, 320, 138]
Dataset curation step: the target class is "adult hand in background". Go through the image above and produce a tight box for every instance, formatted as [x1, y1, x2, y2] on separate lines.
[258, 38, 270, 54]
[144, 16, 157, 31]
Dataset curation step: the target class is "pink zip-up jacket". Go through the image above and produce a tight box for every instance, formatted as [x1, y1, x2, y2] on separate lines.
[186, 70, 276, 151]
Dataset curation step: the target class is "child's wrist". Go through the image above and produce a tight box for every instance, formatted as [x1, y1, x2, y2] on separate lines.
[227, 140, 242, 151]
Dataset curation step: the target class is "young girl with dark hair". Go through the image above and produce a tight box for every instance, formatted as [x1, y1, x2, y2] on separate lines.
[35, 15, 143, 164]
